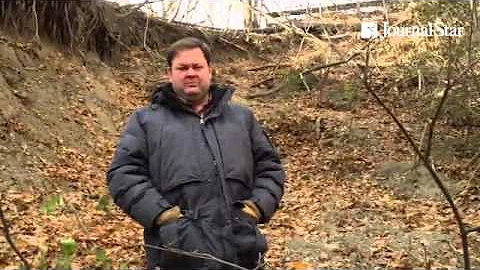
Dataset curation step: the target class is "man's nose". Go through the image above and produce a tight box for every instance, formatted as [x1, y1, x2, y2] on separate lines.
[186, 67, 197, 76]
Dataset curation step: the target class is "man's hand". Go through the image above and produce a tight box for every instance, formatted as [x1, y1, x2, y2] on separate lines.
[155, 206, 183, 226]
[241, 200, 262, 223]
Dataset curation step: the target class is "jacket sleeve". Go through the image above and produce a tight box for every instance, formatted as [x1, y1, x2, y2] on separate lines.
[107, 109, 172, 231]
[248, 111, 286, 223]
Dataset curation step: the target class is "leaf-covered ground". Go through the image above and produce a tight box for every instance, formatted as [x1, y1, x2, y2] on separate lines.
[0, 36, 479, 269]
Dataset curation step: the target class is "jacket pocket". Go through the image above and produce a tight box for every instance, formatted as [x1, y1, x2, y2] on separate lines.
[158, 220, 181, 247]
[230, 205, 268, 255]
[157, 217, 229, 268]
[155, 218, 183, 266]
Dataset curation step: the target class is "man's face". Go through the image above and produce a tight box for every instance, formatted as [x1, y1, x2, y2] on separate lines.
[168, 47, 212, 103]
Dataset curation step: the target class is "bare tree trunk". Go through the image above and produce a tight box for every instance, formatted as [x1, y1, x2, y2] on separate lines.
[243, 0, 259, 41]
[243, 0, 259, 30]
[382, 0, 389, 23]
[356, 1, 361, 18]
[471, 0, 478, 28]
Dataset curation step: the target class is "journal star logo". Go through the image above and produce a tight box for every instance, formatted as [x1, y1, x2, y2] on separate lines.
[361, 21, 464, 39]
[361, 21, 378, 39]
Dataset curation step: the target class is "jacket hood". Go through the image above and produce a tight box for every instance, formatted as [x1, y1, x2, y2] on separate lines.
[151, 82, 235, 113]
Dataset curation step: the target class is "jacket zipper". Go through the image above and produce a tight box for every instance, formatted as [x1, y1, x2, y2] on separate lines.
[199, 119, 232, 224]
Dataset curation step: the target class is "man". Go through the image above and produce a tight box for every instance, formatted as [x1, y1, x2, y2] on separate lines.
[107, 37, 285, 269]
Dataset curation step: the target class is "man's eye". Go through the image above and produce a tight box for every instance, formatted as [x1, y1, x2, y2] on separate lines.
[177, 66, 188, 71]
[193, 66, 202, 70]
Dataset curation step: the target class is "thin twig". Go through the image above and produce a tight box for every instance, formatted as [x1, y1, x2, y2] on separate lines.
[416, 122, 430, 165]
[32, 0, 39, 41]
[297, 36, 306, 58]
[143, 6, 150, 50]
[299, 73, 311, 91]
[144, 244, 253, 270]
[418, 69, 422, 93]
[217, 36, 249, 54]
[467, 226, 480, 234]
[468, 161, 480, 183]
[296, 18, 313, 57]
[317, 33, 351, 40]
[248, 64, 291, 72]
[0, 204, 31, 270]
[465, 151, 480, 171]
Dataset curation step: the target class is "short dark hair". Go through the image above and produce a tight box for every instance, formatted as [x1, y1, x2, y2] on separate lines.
[166, 37, 212, 67]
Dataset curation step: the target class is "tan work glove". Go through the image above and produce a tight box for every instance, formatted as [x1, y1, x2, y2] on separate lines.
[155, 206, 183, 226]
[241, 200, 262, 223]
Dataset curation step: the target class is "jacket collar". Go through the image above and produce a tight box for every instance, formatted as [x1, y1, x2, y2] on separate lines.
[151, 82, 234, 117]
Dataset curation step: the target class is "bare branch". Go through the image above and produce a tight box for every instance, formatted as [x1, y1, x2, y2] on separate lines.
[303, 52, 361, 74]
[144, 244, 262, 270]
[415, 122, 430, 165]
[247, 82, 287, 98]
[471, 0, 478, 29]
[0, 203, 31, 270]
